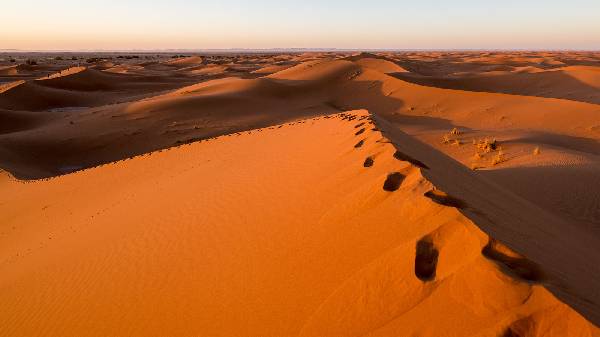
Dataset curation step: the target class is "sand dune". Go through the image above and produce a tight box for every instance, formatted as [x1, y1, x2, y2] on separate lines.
[267, 59, 359, 81]
[188, 64, 230, 75]
[164, 55, 204, 66]
[0, 109, 49, 134]
[349, 65, 600, 134]
[354, 57, 409, 74]
[0, 68, 196, 111]
[563, 65, 600, 88]
[376, 114, 600, 327]
[1, 52, 600, 335]
[1, 110, 597, 336]
[251, 63, 296, 74]
[394, 65, 600, 104]
[93, 61, 116, 70]
[338, 64, 600, 230]
[38, 66, 86, 80]
[103, 64, 146, 74]
[343, 53, 409, 74]
[0, 80, 25, 94]
[34, 68, 167, 91]
[0, 59, 361, 178]
[0, 65, 18, 76]
[0, 81, 100, 111]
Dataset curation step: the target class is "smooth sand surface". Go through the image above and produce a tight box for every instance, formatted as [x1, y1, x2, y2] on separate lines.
[1, 110, 598, 337]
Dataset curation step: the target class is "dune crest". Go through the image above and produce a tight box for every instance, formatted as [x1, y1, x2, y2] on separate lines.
[165, 55, 204, 67]
[36, 66, 86, 81]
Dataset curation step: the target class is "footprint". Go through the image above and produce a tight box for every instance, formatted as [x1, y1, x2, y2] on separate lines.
[415, 237, 439, 282]
[354, 122, 365, 129]
[355, 128, 366, 136]
[424, 190, 466, 209]
[376, 137, 392, 144]
[393, 151, 429, 169]
[482, 238, 544, 282]
[364, 157, 374, 168]
[383, 172, 405, 191]
[354, 139, 365, 148]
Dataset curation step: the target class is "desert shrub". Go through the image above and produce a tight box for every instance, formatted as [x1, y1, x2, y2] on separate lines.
[55, 56, 63, 61]
[442, 128, 463, 144]
[9, 58, 16, 63]
[491, 148, 505, 166]
[25, 59, 37, 65]
[476, 138, 498, 153]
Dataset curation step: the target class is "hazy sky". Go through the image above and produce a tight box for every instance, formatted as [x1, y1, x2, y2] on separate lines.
[2, 0, 599, 50]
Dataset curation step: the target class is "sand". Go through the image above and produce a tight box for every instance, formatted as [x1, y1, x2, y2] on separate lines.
[1, 110, 597, 336]
[1, 51, 600, 336]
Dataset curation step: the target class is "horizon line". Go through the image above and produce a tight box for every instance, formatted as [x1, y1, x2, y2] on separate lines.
[2, 48, 600, 53]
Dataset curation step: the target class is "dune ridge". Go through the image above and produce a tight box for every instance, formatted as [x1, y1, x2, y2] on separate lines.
[0, 68, 197, 111]
[3, 54, 598, 180]
[1, 110, 598, 337]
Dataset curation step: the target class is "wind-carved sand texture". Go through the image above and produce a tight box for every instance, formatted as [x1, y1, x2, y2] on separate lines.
[1, 51, 600, 336]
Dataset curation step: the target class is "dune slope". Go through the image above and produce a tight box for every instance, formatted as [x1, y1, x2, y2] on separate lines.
[0, 60, 359, 179]
[0, 68, 195, 111]
[0, 111, 598, 337]
[393, 65, 600, 105]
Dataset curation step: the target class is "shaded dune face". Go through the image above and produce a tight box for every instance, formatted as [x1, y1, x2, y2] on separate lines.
[0, 68, 197, 111]
[482, 238, 545, 283]
[0, 58, 364, 179]
[1, 110, 598, 337]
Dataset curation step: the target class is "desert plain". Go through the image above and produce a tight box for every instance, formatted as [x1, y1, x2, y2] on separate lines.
[1, 51, 600, 336]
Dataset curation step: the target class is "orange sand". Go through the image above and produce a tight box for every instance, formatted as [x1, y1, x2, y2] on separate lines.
[1, 111, 598, 336]
[1, 51, 600, 336]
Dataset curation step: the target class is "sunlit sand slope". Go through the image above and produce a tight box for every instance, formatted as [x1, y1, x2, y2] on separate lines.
[0, 110, 597, 337]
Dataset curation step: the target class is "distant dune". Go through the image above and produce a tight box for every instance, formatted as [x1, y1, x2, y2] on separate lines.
[0, 68, 196, 111]
[165, 55, 204, 66]
[393, 64, 600, 104]
[0, 65, 18, 76]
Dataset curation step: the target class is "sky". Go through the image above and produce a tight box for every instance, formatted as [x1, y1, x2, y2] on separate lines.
[1, 0, 599, 50]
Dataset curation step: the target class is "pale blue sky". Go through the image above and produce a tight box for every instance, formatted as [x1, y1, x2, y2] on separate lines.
[2, 0, 599, 50]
